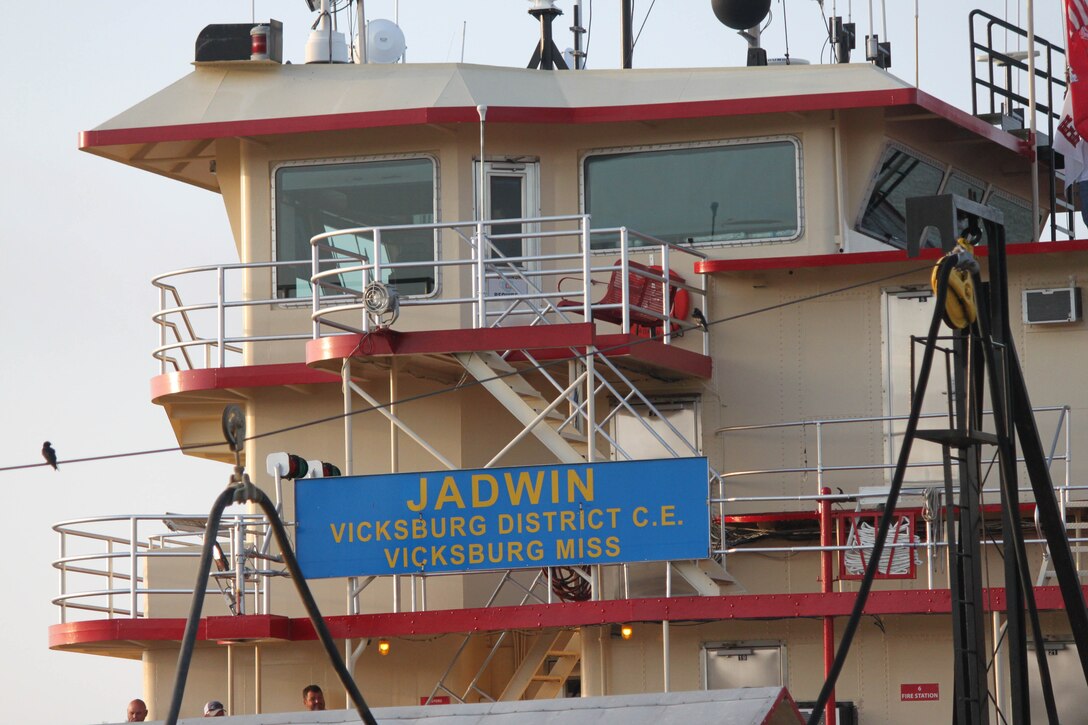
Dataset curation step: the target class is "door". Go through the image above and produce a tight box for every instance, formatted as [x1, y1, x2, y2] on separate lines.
[476, 160, 541, 324]
[882, 289, 953, 485]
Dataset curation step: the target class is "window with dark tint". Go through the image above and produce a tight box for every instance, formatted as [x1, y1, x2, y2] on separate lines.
[858, 146, 945, 249]
[275, 158, 436, 298]
[584, 140, 800, 250]
[984, 192, 1034, 244]
[944, 172, 986, 205]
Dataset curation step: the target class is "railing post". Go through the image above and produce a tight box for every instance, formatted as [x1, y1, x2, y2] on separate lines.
[476, 229, 487, 328]
[108, 538, 116, 619]
[819, 487, 837, 725]
[661, 244, 672, 344]
[158, 285, 167, 375]
[59, 531, 67, 624]
[234, 517, 246, 616]
[312, 241, 322, 339]
[217, 266, 226, 368]
[582, 216, 592, 323]
[619, 228, 630, 333]
[663, 562, 672, 693]
[130, 517, 139, 619]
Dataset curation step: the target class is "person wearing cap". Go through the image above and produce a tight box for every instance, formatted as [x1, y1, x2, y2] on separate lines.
[126, 699, 148, 722]
[203, 700, 226, 717]
[302, 684, 326, 711]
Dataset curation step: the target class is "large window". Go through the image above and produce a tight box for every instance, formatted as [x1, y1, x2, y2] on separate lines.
[857, 144, 1035, 249]
[857, 145, 946, 248]
[583, 139, 801, 250]
[274, 157, 437, 298]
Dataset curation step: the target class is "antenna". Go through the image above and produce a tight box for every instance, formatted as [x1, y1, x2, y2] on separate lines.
[305, 0, 349, 63]
[365, 19, 406, 63]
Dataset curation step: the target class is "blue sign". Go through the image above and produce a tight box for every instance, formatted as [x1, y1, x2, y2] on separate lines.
[296, 457, 709, 578]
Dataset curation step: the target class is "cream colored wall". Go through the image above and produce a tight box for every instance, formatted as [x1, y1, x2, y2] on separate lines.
[705, 252, 1088, 509]
[142, 104, 1085, 721]
[597, 614, 1077, 725]
[143, 633, 512, 719]
[219, 109, 882, 364]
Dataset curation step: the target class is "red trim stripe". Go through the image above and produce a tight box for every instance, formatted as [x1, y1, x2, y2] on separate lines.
[151, 363, 340, 401]
[81, 87, 1023, 155]
[48, 586, 1083, 650]
[306, 324, 713, 379]
[695, 239, 1088, 274]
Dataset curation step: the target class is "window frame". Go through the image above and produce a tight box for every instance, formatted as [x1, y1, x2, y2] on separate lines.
[579, 135, 805, 252]
[855, 141, 1034, 249]
[271, 153, 442, 300]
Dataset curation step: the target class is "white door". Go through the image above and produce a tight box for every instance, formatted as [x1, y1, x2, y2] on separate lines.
[476, 161, 541, 324]
[882, 289, 954, 485]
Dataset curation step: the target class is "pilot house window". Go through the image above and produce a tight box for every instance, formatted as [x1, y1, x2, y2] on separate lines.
[274, 158, 437, 298]
[857, 144, 1034, 248]
[583, 139, 801, 249]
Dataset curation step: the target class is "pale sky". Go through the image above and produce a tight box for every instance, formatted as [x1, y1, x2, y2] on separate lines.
[0, 1, 1068, 723]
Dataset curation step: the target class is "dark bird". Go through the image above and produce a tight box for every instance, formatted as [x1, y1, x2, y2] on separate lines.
[42, 441, 58, 470]
[692, 307, 710, 333]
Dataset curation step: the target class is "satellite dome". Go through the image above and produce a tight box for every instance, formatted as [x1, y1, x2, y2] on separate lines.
[710, 0, 772, 30]
[366, 19, 406, 64]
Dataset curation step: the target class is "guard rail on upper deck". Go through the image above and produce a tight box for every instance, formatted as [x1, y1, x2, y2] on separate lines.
[54, 408, 1081, 625]
[152, 215, 707, 373]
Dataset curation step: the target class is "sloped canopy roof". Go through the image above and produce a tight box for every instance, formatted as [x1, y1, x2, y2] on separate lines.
[156, 688, 804, 724]
[81, 61, 1025, 191]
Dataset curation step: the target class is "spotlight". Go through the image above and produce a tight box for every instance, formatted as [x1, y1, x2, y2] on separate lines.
[377, 639, 391, 656]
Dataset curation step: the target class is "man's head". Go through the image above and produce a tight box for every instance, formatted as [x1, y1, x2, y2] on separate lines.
[126, 699, 148, 722]
[302, 685, 326, 711]
[203, 700, 226, 717]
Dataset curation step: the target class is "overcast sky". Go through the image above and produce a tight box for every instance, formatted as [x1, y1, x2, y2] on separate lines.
[0, 1, 1068, 723]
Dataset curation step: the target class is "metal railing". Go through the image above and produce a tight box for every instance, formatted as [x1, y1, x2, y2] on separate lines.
[969, 10, 1072, 241]
[309, 214, 707, 342]
[715, 406, 1076, 587]
[53, 405, 1083, 623]
[152, 260, 310, 373]
[52, 513, 283, 622]
[150, 216, 708, 373]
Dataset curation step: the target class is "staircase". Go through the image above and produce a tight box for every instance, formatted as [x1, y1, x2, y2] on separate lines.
[499, 630, 582, 701]
[969, 10, 1075, 241]
[1036, 501, 1088, 586]
[422, 338, 741, 704]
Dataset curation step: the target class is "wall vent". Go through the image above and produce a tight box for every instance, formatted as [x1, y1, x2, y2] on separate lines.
[1023, 287, 1081, 324]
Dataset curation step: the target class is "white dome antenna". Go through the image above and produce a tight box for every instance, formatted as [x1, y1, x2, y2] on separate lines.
[364, 19, 406, 64]
[304, 0, 349, 63]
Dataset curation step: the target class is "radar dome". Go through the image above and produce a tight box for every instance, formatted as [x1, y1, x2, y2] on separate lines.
[711, 0, 771, 30]
[366, 19, 406, 63]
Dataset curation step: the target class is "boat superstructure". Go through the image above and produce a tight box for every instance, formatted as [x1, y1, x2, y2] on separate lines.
[50, 3, 1088, 723]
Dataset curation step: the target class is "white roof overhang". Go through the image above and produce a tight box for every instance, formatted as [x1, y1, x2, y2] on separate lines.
[80, 61, 1028, 192]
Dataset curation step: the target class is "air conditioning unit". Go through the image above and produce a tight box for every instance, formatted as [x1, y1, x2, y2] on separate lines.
[1023, 287, 1081, 324]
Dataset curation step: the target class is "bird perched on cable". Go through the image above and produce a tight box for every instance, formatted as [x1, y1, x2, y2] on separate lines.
[692, 307, 710, 333]
[42, 441, 58, 470]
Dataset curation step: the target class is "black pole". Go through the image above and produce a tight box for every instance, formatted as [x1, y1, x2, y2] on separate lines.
[540, 7, 555, 70]
[806, 256, 958, 725]
[974, 287, 1060, 725]
[571, 1, 583, 69]
[165, 487, 235, 725]
[621, 0, 633, 68]
[166, 473, 379, 725]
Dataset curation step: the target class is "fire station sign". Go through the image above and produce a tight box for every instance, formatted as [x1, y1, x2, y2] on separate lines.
[296, 457, 710, 577]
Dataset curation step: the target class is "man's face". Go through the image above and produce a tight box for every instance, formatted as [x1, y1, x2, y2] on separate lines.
[304, 690, 326, 711]
[127, 701, 148, 722]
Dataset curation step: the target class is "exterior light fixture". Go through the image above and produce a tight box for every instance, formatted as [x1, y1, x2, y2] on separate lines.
[620, 624, 633, 640]
[377, 639, 391, 656]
